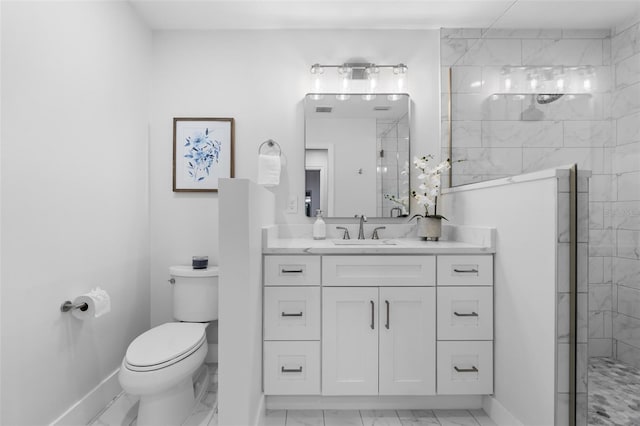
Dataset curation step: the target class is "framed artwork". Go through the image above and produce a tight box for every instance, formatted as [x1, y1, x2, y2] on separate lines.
[173, 117, 235, 192]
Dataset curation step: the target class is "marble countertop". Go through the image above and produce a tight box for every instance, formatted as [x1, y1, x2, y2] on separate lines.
[263, 237, 494, 255]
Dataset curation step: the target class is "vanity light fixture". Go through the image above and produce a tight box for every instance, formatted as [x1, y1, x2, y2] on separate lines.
[309, 62, 408, 96]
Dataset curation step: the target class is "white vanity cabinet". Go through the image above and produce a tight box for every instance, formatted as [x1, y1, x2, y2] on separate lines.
[263, 252, 494, 398]
[263, 255, 321, 395]
[436, 255, 494, 395]
[322, 285, 436, 395]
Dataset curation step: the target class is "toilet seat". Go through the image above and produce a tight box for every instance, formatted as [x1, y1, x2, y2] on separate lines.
[125, 322, 206, 372]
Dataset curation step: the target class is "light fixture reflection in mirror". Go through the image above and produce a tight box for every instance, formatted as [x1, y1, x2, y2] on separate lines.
[304, 93, 410, 218]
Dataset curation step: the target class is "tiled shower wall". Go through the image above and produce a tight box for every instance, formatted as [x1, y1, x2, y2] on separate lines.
[610, 18, 640, 367]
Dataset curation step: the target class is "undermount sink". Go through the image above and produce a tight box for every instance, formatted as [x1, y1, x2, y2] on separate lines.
[332, 239, 397, 245]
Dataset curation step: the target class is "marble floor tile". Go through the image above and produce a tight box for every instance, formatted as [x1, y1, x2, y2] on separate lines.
[588, 357, 640, 425]
[397, 409, 440, 426]
[265, 409, 287, 426]
[361, 410, 402, 426]
[433, 409, 481, 426]
[324, 409, 363, 426]
[285, 410, 324, 426]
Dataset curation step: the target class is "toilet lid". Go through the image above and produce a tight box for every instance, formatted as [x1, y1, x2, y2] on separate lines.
[125, 322, 206, 370]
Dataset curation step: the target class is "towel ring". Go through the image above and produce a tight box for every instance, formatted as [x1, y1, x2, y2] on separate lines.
[258, 139, 282, 157]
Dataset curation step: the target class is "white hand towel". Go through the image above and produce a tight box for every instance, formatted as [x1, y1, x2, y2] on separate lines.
[258, 154, 281, 186]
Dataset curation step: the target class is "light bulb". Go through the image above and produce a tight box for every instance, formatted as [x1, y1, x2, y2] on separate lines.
[366, 65, 379, 93]
[504, 78, 512, 91]
[338, 65, 352, 93]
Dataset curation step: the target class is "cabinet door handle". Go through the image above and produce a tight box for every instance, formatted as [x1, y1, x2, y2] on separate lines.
[453, 311, 478, 317]
[454, 366, 479, 373]
[281, 311, 303, 317]
[385, 300, 390, 329]
[281, 268, 304, 274]
[281, 366, 303, 373]
[453, 268, 478, 273]
[370, 300, 375, 330]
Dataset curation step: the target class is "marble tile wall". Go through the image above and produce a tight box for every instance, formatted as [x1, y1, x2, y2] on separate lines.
[611, 17, 640, 368]
[557, 173, 589, 426]
[441, 28, 611, 186]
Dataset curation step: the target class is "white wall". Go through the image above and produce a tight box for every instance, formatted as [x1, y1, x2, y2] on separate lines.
[1, 2, 151, 424]
[149, 29, 441, 325]
[218, 179, 274, 426]
[441, 175, 558, 426]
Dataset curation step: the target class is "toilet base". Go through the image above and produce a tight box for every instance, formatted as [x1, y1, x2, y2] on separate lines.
[136, 376, 195, 426]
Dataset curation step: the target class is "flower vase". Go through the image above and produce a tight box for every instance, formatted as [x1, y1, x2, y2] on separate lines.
[417, 216, 442, 241]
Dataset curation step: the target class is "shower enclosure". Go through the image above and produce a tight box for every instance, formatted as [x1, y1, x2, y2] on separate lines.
[442, 22, 640, 426]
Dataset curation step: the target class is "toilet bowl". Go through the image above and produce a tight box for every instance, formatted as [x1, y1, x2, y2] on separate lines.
[118, 266, 218, 426]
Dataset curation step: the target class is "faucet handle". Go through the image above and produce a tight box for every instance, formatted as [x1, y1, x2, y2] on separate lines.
[372, 226, 386, 240]
[336, 226, 350, 240]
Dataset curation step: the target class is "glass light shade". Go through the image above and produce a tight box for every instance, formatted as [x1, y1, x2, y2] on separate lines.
[393, 64, 408, 93]
[310, 64, 324, 92]
[366, 65, 379, 93]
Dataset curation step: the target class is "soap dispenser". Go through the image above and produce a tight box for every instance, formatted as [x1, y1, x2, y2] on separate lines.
[313, 209, 326, 240]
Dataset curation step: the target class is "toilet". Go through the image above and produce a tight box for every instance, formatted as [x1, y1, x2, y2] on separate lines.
[118, 265, 218, 426]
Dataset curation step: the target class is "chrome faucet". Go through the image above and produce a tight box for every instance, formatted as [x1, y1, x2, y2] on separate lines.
[356, 214, 367, 239]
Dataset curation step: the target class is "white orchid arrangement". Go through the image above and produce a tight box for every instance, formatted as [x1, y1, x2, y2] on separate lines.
[410, 155, 451, 220]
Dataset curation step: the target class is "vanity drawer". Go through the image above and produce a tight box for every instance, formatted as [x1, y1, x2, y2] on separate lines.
[437, 287, 493, 340]
[264, 287, 320, 341]
[263, 341, 320, 395]
[437, 255, 493, 286]
[322, 255, 436, 286]
[437, 341, 493, 395]
[264, 255, 321, 286]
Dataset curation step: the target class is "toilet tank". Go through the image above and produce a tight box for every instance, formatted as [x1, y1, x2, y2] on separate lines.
[170, 265, 219, 322]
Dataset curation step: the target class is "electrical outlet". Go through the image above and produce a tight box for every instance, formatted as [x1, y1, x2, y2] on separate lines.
[286, 195, 298, 214]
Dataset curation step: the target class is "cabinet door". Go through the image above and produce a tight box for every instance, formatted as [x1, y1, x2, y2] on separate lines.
[322, 287, 379, 395]
[379, 287, 436, 395]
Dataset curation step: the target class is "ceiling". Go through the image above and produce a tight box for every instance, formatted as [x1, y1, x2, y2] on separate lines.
[129, 0, 640, 31]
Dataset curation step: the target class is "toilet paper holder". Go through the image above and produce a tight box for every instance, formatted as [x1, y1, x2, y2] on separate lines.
[60, 300, 89, 313]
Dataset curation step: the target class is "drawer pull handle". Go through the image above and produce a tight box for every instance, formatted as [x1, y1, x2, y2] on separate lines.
[370, 300, 375, 330]
[454, 311, 478, 317]
[385, 300, 390, 329]
[281, 366, 303, 373]
[453, 268, 479, 273]
[281, 269, 304, 274]
[454, 366, 479, 373]
[281, 311, 303, 317]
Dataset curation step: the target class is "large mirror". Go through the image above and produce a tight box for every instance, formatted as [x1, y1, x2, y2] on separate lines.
[304, 93, 410, 218]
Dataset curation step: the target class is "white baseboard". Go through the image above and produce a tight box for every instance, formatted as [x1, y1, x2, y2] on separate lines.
[266, 395, 483, 410]
[482, 395, 523, 426]
[50, 368, 122, 426]
[206, 343, 218, 363]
